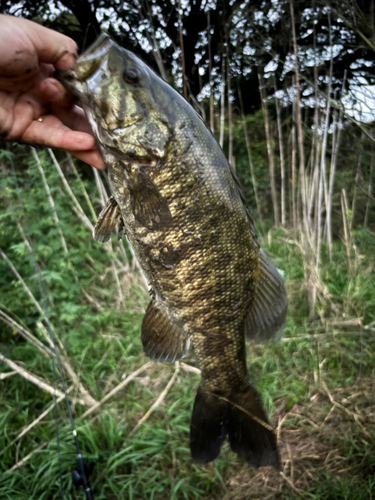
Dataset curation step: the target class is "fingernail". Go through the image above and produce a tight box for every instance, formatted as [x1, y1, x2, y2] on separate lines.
[56, 52, 77, 70]
[42, 82, 59, 99]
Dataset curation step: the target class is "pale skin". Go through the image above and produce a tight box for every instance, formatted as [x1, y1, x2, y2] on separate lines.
[0, 14, 105, 169]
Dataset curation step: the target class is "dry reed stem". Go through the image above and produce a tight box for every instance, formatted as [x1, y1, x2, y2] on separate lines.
[0, 309, 52, 358]
[0, 248, 45, 318]
[0, 248, 65, 352]
[180, 362, 201, 375]
[48, 149, 94, 232]
[80, 361, 154, 419]
[32, 148, 69, 254]
[68, 155, 97, 222]
[6, 442, 47, 473]
[213, 393, 274, 432]
[0, 309, 96, 407]
[59, 354, 97, 407]
[279, 471, 303, 495]
[320, 380, 371, 439]
[0, 353, 82, 403]
[0, 370, 17, 380]
[129, 362, 180, 437]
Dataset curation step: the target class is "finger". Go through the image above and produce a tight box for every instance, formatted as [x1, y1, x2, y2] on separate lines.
[67, 149, 106, 170]
[51, 104, 95, 136]
[21, 114, 96, 151]
[40, 78, 77, 108]
[0, 15, 78, 70]
[6, 93, 47, 141]
[24, 18, 78, 69]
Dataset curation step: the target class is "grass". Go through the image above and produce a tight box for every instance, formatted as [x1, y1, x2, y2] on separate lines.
[0, 147, 374, 499]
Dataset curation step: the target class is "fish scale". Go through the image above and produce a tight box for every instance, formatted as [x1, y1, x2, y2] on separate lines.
[58, 33, 287, 468]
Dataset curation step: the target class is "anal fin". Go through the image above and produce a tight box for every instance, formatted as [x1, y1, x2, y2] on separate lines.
[245, 249, 288, 343]
[141, 300, 190, 363]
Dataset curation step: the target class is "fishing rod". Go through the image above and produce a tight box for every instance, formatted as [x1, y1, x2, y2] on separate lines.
[1, 146, 96, 500]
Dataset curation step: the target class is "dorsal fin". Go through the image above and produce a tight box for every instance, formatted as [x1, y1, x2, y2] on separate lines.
[245, 249, 287, 343]
[141, 300, 190, 362]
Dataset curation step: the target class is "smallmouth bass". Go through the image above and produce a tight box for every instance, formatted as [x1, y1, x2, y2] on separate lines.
[58, 34, 287, 468]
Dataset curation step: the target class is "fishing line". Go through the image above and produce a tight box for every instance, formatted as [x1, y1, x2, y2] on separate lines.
[5, 145, 94, 500]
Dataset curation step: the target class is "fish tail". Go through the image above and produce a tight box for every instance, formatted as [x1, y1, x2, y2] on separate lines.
[190, 382, 279, 468]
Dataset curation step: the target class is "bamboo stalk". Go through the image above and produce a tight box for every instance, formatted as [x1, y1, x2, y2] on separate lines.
[219, 54, 225, 149]
[0, 248, 45, 318]
[274, 76, 286, 226]
[316, 12, 333, 268]
[327, 73, 346, 258]
[364, 143, 374, 227]
[141, 0, 168, 81]
[238, 84, 263, 224]
[351, 133, 365, 231]
[48, 149, 94, 232]
[291, 90, 297, 228]
[225, 25, 233, 166]
[341, 189, 353, 273]
[207, 10, 214, 134]
[258, 66, 279, 226]
[68, 155, 97, 222]
[32, 148, 69, 254]
[290, 0, 308, 237]
[177, 0, 187, 100]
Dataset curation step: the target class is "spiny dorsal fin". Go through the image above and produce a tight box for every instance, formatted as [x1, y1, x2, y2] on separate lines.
[93, 196, 121, 243]
[245, 249, 287, 343]
[141, 300, 190, 363]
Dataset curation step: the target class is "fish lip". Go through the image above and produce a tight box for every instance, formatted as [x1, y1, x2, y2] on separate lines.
[78, 33, 114, 61]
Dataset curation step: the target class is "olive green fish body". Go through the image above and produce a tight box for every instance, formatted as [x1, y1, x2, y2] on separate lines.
[58, 34, 287, 467]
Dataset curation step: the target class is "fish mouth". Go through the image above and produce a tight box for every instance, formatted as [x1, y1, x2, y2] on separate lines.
[80, 33, 114, 60]
[56, 33, 114, 89]
[108, 118, 144, 133]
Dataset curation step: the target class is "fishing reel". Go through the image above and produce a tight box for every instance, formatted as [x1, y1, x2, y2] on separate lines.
[71, 456, 103, 490]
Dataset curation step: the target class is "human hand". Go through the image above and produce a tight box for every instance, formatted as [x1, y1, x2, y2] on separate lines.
[0, 14, 105, 169]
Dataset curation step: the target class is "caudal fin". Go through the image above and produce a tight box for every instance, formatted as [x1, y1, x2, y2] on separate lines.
[190, 384, 279, 468]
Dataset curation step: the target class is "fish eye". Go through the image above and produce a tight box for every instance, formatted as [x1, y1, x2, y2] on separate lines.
[123, 68, 139, 84]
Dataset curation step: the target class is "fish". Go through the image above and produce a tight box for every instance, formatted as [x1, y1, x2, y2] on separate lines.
[58, 34, 288, 468]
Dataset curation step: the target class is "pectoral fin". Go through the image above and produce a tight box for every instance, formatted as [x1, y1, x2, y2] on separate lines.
[93, 196, 122, 243]
[129, 170, 172, 230]
[141, 300, 190, 362]
[245, 249, 287, 343]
